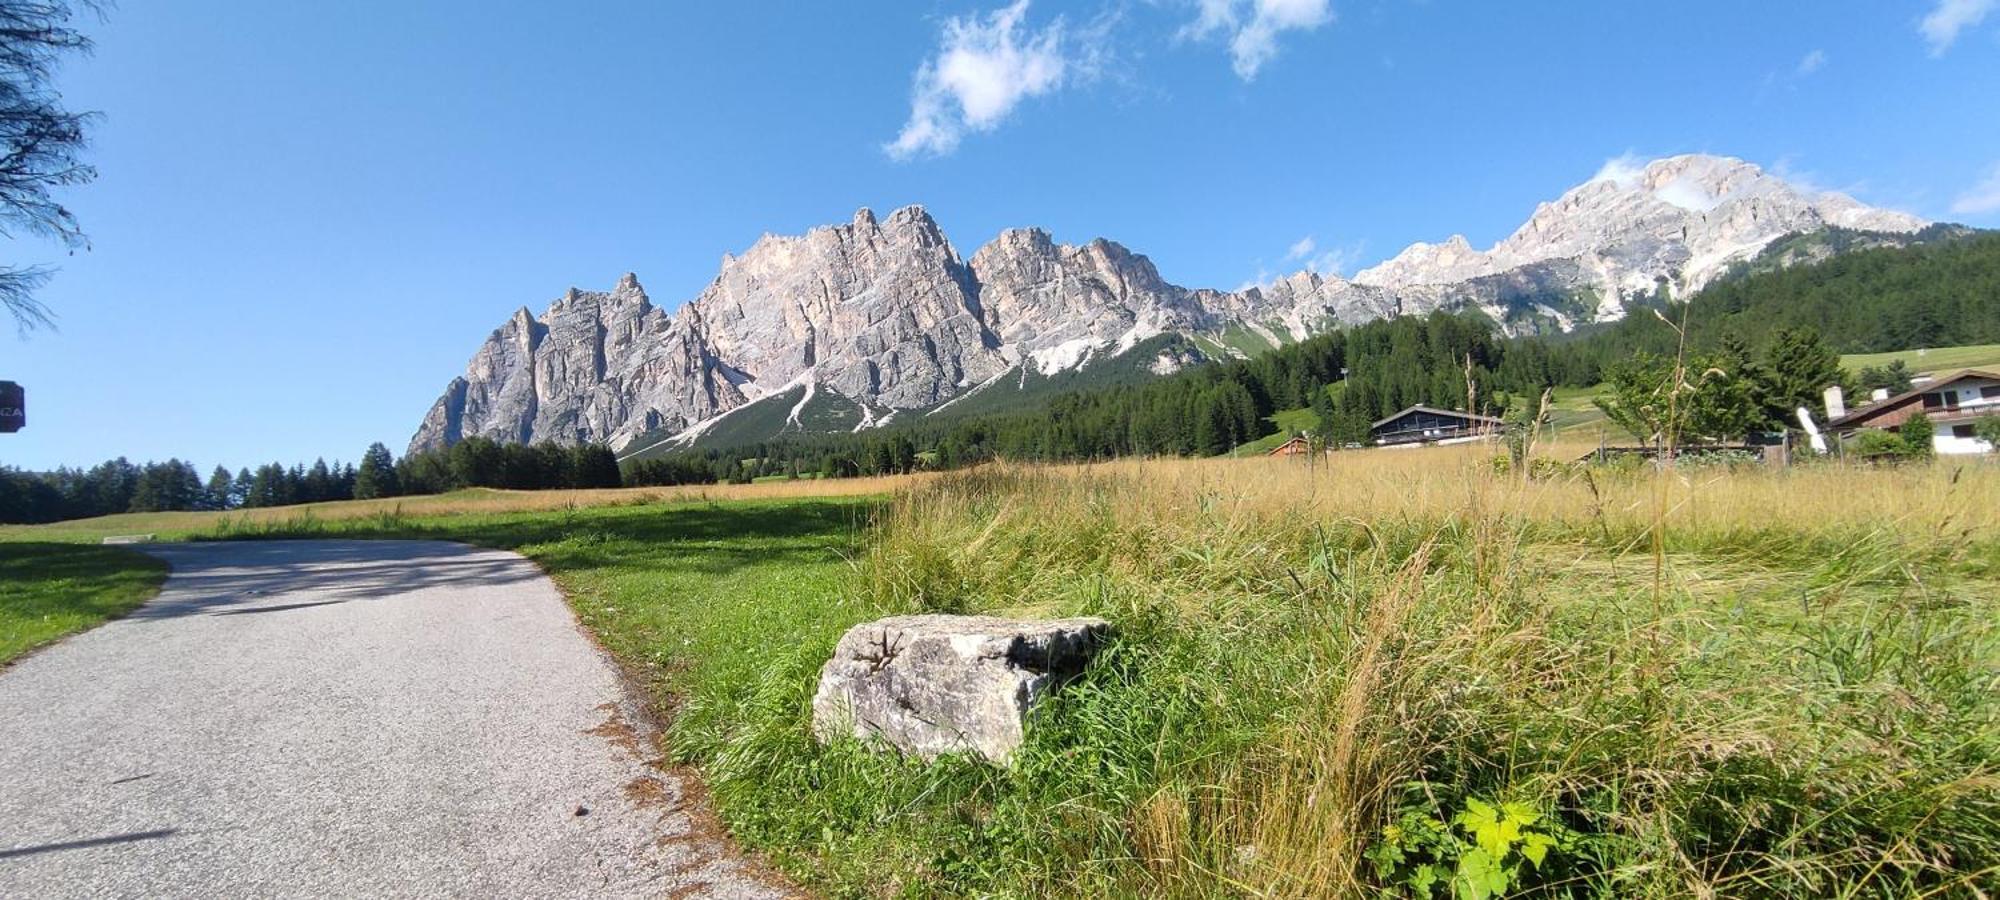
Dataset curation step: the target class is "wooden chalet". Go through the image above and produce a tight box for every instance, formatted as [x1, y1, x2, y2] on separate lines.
[1267, 435, 1313, 456]
[1370, 405, 1502, 447]
[1825, 368, 2000, 455]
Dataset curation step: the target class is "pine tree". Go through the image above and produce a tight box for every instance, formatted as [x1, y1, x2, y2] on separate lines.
[355, 443, 399, 499]
[1310, 386, 1338, 446]
[1759, 327, 1844, 427]
[232, 467, 253, 509]
[205, 466, 234, 511]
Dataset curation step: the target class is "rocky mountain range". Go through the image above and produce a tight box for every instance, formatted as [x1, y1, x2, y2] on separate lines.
[410, 154, 1928, 456]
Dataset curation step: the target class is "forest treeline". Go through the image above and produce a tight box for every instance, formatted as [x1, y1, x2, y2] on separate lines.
[0, 440, 624, 524]
[639, 227, 1999, 476]
[5, 227, 1995, 522]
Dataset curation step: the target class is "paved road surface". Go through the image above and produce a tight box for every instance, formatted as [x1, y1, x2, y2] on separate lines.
[0, 541, 789, 899]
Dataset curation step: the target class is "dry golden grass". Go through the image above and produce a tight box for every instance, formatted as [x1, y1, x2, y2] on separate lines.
[0, 474, 925, 543]
[839, 448, 2000, 897]
[1006, 443, 2000, 544]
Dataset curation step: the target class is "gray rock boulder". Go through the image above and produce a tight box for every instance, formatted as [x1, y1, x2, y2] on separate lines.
[810, 614, 1110, 765]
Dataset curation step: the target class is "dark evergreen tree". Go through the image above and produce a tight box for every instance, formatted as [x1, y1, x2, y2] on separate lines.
[355, 442, 399, 499]
[204, 465, 234, 511]
[1758, 327, 1845, 427]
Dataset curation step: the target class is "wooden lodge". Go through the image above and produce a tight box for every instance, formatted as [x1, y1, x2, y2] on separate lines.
[1267, 435, 1312, 456]
[1369, 405, 1501, 447]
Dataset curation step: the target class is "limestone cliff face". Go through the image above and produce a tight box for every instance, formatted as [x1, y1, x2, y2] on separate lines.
[1352, 154, 1926, 325]
[411, 154, 1928, 454]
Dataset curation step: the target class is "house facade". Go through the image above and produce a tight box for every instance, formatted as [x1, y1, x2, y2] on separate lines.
[1825, 368, 2000, 454]
[1370, 405, 1502, 447]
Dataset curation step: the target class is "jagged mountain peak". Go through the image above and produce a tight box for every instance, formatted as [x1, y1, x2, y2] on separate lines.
[1352, 152, 1926, 308]
[412, 153, 1935, 455]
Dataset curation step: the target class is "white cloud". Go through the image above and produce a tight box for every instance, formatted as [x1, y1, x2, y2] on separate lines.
[1921, 0, 1996, 55]
[886, 1, 1092, 160]
[1301, 241, 1363, 276]
[1770, 156, 1833, 196]
[1592, 153, 1647, 189]
[1258, 235, 1363, 283]
[1795, 49, 1827, 75]
[1950, 162, 2000, 216]
[1182, 0, 1334, 80]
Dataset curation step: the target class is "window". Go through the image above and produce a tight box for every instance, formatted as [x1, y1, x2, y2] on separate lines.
[1922, 392, 1944, 409]
[1952, 425, 1975, 439]
[1983, 385, 2000, 400]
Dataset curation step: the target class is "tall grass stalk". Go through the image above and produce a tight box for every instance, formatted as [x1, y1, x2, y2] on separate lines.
[694, 452, 1999, 897]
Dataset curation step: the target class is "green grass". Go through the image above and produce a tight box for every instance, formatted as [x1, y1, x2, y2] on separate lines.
[1544, 383, 1615, 439]
[1230, 386, 1341, 457]
[8, 461, 1993, 898]
[0, 543, 169, 664]
[1843, 343, 2000, 375]
[794, 463, 2000, 897]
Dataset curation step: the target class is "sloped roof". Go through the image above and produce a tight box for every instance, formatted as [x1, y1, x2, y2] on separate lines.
[1370, 404, 1504, 431]
[1265, 435, 1311, 455]
[1827, 368, 2000, 429]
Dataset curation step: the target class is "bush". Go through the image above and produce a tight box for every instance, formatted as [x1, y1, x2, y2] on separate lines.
[1902, 412, 1937, 459]
[1850, 428, 1914, 460]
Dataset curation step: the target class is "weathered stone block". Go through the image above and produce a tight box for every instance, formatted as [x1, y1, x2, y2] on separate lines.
[810, 614, 1110, 764]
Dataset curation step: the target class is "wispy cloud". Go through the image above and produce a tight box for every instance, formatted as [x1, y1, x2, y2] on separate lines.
[1181, 0, 1334, 80]
[1592, 153, 1647, 189]
[1921, 0, 1996, 55]
[1795, 49, 1827, 75]
[1301, 240, 1364, 276]
[886, 1, 1102, 160]
[1950, 162, 2000, 216]
[1262, 234, 1364, 282]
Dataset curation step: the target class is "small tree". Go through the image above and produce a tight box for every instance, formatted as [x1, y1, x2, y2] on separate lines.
[354, 442, 399, 499]
[204, 465, 233, 510]
[1900, 412, 1935, 460]
[1758, 327, 1844, 427]
[1596, 352, 1764, 449]
[1310, 385, 1338, 450]
[1974, 415, 2000, 452]
[1855, 360, 1914, 395]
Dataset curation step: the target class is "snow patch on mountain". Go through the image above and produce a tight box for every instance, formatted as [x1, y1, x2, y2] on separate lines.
[415, 154, 1929, 456]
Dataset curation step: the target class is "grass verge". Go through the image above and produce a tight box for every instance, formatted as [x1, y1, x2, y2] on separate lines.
[11, 450, 1994, 897]
[0, 543, 169, 664]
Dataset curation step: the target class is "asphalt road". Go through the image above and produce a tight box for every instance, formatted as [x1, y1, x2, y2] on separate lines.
[0, 540, 789, 899]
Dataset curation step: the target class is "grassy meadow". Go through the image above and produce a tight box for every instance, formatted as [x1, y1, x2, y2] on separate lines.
[1842, 343, 2000, 376]
[763, 450, 2000, 898]
[0, 475, 919, 545]
[0, 543, 169, 664]
[2, 445, 1995, 897]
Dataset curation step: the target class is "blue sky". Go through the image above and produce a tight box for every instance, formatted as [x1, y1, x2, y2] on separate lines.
[5, 0, 1998, 471]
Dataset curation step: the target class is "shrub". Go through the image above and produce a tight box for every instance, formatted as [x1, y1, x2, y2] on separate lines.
[1902, 411, 1937, 459]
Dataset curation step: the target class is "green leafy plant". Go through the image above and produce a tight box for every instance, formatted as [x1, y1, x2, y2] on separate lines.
[1367, 796, 1577, 899]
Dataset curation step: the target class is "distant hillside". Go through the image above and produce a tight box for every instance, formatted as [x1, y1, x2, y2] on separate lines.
[1552, 225, 1997, 368]
[617, 224, 1999, 479]
[618, 334, 1208, 459]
